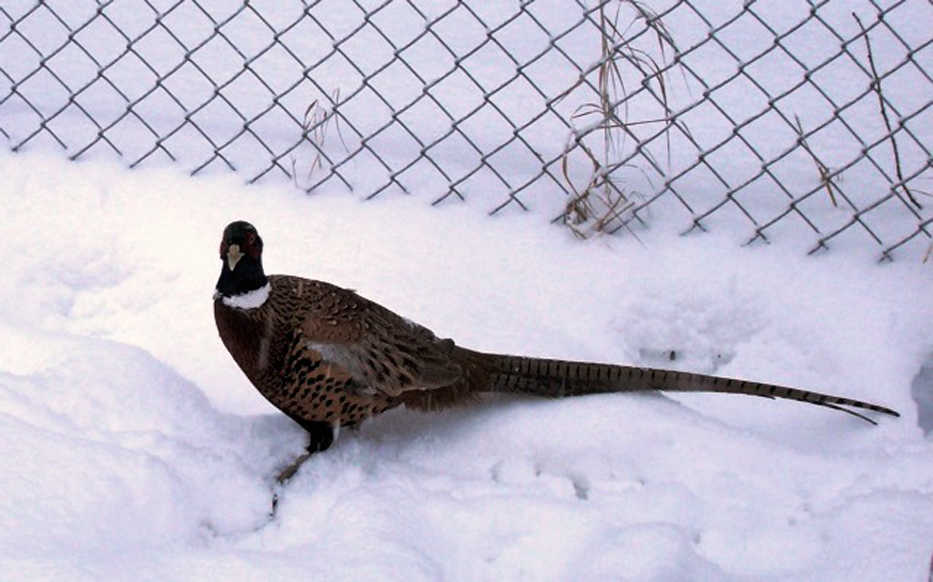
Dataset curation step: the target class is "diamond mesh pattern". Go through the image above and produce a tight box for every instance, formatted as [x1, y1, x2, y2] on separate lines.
[1, 0, 930, 259]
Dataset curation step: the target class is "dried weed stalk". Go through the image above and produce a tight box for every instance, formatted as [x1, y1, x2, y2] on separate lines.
[561, 0, 678, 239]
[794, 114, 840, 208]
[291, 88, 348, 190]
[853, 13, 922, 210]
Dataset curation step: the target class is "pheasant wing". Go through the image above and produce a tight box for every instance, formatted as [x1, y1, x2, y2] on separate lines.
[299, 282, 463, 397]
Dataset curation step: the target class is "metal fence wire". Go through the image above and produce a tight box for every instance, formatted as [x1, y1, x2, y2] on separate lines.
[1, 0, 930, 259]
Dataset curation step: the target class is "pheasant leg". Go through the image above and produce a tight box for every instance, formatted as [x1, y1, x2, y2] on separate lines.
[275, 420, 334, 484]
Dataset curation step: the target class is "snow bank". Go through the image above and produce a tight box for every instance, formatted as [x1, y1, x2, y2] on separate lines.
[0, 322, 306, 573]
[1, 151, 931, 581]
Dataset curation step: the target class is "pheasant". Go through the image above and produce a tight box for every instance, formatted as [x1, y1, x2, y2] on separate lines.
[214, 221, 899, 479]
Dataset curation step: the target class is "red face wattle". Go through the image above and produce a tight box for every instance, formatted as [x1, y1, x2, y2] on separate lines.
[243, 231, 261, 258]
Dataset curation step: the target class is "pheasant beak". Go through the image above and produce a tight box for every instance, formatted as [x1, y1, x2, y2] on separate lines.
[227, 244, 244, 271]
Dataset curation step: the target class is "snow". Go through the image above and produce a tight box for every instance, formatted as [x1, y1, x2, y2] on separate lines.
[1, 150, 931, 581]
[1, 0, 932, 578]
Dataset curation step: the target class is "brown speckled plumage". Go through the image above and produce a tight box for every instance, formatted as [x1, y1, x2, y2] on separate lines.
[214, 275, 478, 429]
[213, 221, 899, 462]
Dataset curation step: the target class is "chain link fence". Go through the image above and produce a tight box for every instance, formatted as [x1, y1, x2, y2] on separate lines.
[1, 0, 930, 259]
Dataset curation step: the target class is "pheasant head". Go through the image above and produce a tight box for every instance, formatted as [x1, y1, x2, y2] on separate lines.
[214, 221, 269, 306]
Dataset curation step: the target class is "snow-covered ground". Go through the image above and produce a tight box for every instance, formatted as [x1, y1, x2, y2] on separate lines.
[1, 151, 931, 581]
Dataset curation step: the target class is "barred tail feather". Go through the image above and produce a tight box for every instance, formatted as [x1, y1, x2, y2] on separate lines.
[481, 353, 899, 424]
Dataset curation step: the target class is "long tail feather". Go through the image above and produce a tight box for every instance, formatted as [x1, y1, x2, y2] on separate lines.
[476, 353, 899, 423]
